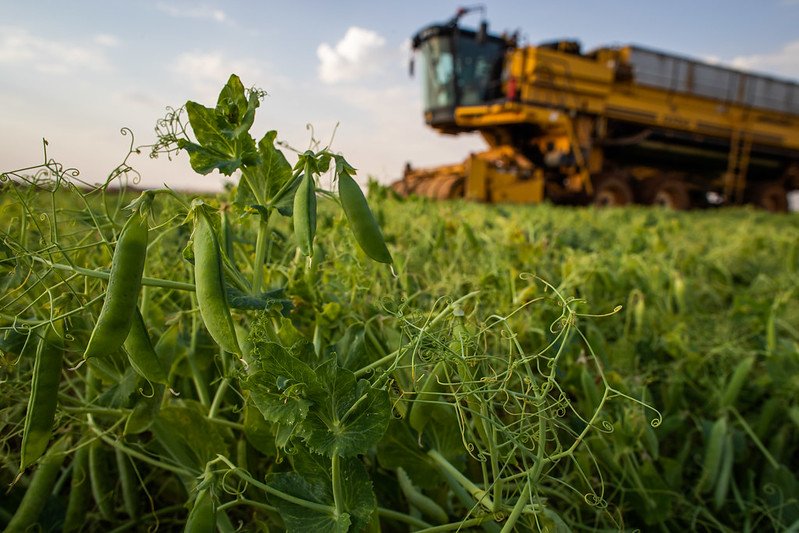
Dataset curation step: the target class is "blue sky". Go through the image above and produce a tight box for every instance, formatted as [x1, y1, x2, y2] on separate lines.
[3, 1, 799, 190]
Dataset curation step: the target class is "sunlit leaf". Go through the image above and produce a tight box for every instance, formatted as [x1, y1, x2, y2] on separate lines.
[304, 359, 390, 457]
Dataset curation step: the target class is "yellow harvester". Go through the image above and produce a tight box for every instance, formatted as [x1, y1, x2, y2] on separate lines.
[394, 8, 799, 210]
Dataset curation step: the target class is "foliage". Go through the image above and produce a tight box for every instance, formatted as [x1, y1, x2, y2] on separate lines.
[1, 75, 798, 532]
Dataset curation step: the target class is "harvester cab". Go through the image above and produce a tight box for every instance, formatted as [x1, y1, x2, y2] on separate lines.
[409, 7, 509, 132]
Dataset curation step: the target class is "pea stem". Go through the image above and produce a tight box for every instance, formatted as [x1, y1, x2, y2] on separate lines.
[354, 291, 480, 378]
[36, 258, 196, 291]
[188, 291, 210, 406]
[331, 452, 345, 519]
[252, 217, 271, 294]
[216, 498, 278, 514]
[499, 478, 530, 533]
[377, 507, 432, 529]
[215, 455, 335, 514]
[87, 419, 193, 477]
[428, 449, 494, 511]
[106, 504, 187, 533]
[415, 515, 500, 533]
[208, 377, 230, 419]
[730, 407, 779, 469]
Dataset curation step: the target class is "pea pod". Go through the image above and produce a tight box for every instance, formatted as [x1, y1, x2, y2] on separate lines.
[719, 356, 754, 409]
[89, 440, 114, 520]
[699, 416, 728, 494]
[5, 437, 69, 532]
[116, 447, 139, 519]
[63, 445, 91, 533]
[123, 307, 168, 384]
[84, 208, 149, 359]
[185, 487, 216, 533]
[338, 172, 392, 264]
[192, 207, 241, 355]
[293, 171, 317, 257]
[713, 433, 734, 510]
[20, 324, 64, 471]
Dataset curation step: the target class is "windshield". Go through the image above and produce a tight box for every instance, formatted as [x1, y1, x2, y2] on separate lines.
[455, 35, 504, 106]
[417, 31, 505, 115]
[419, 36, 456, 110]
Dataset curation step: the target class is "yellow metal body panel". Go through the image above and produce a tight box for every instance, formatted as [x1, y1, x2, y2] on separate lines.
[454, 45, 799, 152]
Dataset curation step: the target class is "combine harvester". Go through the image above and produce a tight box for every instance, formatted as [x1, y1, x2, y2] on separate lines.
[394, 7, 799, 210]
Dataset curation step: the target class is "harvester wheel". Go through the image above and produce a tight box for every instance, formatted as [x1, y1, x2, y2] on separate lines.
[652, 180, 691, 210]
[594, 177, 633, 207]
[429, 175, 464, 199]
[751, 182, 788, 212]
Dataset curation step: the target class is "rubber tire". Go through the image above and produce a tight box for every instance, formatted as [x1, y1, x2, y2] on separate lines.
[652, 180, 691, 210]
[752, 182, 789, 212]
[594, 177, 633, 207]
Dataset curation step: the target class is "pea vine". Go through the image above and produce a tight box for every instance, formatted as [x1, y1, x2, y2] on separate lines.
[0, 75, 658, 532]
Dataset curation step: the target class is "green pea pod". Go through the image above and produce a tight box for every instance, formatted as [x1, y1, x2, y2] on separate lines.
[84, 209, 149, 359]
[338, 172, 392, 264]
[123, 307, 168, 385]
[63, 445, 91, 533]
[5, 437, 69, 532]
[713, 433, 734, 510]
[185, 487, 216, 533]
[89, 440, 114, 520]
[20, 324, 64, 471]
[293, 172, 317, 256]
[220, 204, 234, 259]
[193, 208, 241, 355]
[699, 416, 728, 494]
[115, 447, 139, 519]
[719, 356, 754, 409]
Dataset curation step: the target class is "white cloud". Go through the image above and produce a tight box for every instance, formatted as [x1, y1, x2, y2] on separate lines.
[156, 3, 228, 24]
[0, 27, 110, 74]
[94, 34, 120, 47]
[317, 27, 388, 84]
[730, 40, 799, 77]
[173, 51, 267, 100]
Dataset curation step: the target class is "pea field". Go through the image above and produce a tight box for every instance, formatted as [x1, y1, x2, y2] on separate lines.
[1, 76, 798, 532]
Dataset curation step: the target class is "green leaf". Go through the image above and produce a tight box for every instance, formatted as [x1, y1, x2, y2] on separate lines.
[304, 360, 390, 457]
[215, 74, 259, 139]
[179, 75, 261, 176]
[335, 326, 372, 373]
[226, 285, 291, 313]
[94, 365, 140, 409]
[271, 173, 303, 217]
[266, 446, 376, 533]
[266, 473, 341, 533]
[236, 131, 293, 209]
[274, 317, 316, 363]
[245, 343, 320, 426]
[243, 400, 278, 457]
[151, 402, 227, 471]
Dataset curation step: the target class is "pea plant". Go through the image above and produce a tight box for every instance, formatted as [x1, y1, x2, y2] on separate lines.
[0, 75, 655, 532]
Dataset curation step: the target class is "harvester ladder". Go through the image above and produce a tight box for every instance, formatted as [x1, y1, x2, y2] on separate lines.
[724, 115, 753, 204]
[547, 58, 593, 194]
